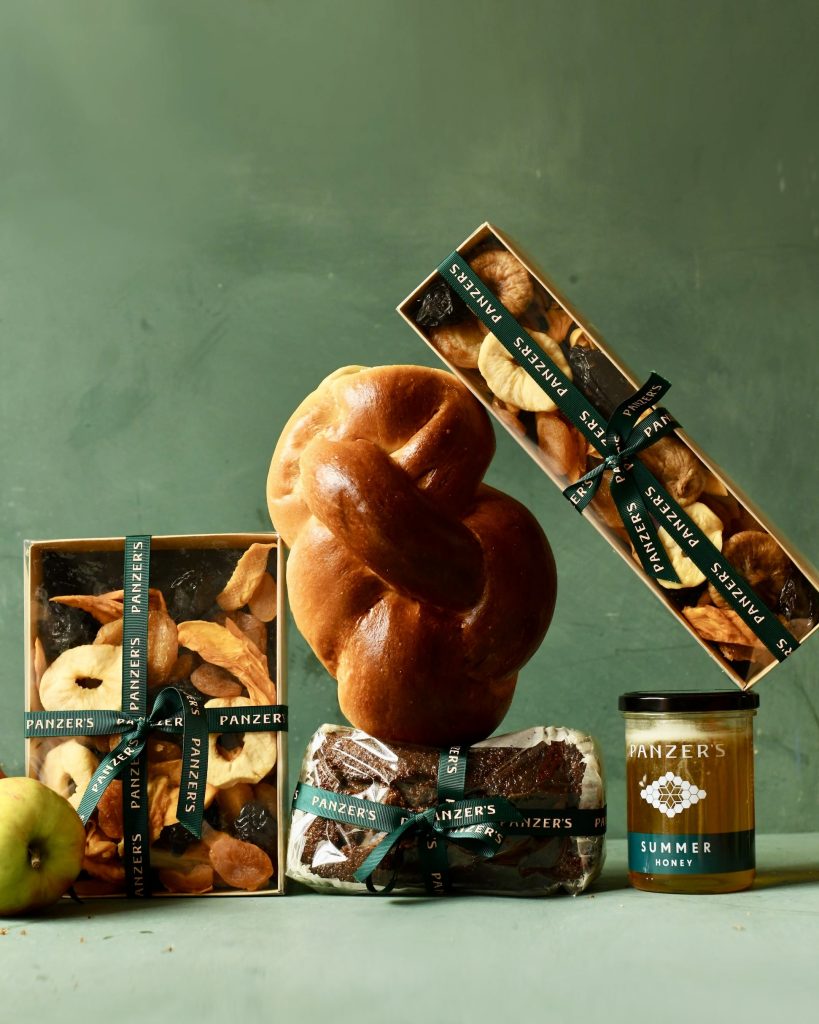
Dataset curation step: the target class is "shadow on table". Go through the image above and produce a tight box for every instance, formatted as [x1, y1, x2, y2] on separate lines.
[752, 865, 819, 890]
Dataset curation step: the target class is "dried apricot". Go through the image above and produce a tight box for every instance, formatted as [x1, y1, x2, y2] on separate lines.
[159, 863, 214, 894]
[205, 829, 273, 891]
[97, 780, 124, 840]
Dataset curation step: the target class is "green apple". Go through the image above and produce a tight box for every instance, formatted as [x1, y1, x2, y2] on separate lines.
[0, 777, 86, 915]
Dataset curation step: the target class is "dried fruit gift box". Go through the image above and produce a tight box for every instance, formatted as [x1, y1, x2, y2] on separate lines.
[398, 223, 818, 688]
[24, 534, 287, 897]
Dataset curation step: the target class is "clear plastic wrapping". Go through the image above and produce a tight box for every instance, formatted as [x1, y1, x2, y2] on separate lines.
[288, 724, 606, 896]
[25, 535, 286, 897]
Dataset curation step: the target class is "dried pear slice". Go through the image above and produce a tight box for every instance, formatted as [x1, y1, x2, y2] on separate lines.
[177, 620, 276, 704]
[216, 544, 276, 612]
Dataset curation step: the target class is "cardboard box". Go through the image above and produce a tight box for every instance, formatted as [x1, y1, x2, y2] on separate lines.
[25, 534, 287, 897]
[398, 223, 818, 687]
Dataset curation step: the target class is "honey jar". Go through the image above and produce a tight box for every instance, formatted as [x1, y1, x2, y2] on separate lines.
[619, 690, 759, 894]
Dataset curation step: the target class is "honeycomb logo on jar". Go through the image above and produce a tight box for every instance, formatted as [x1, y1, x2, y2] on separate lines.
[639, 772, 707, 819]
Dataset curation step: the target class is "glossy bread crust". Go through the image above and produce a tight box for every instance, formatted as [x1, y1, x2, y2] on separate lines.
[268, 365, 557, 746]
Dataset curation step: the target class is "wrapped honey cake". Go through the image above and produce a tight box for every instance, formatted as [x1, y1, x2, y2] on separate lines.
[288, 724, 606, 896]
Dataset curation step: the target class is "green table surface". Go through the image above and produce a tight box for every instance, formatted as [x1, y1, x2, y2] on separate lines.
[2, 834, 817, 1022]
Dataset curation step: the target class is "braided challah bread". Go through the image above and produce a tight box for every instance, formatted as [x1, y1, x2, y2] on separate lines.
[267, 365, 557, 746]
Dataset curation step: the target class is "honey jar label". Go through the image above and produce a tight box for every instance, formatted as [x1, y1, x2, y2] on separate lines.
[628, 829, 755, 875]
[625, 733, 755, 877]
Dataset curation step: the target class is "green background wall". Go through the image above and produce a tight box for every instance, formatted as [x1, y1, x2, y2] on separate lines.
[1, 0, 817, 837]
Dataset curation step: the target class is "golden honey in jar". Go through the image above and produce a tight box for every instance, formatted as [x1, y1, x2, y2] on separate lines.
[619, 690, 759, 894]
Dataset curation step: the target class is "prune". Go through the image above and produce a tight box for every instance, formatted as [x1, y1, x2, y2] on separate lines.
[778, 573, 818, 625]
[164, 565, 215, 621]
[232, 800, 278, 856]
[158, 822, 194, 857]
[414, 281, 466, 328]
[204, 800, 227, 833]
[37, 587, 97, 662]
[566, 346, 633, 420]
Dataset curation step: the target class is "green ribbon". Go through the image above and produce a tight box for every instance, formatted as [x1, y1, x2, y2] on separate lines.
[437, 251, 799, 663]
[26, 704, 288, 737]
[26, 534, 287, 898]
[120, 535, 150, 896]
[292, 745, 606, 895]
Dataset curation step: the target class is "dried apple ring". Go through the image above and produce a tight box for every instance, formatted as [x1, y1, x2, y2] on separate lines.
[654, 502, 724, 590]
[94, 609, 178, 687]
[707, 530, 790, 609]
[216, 543, 276, 612]
[41, 739, 100, 810]
[204, 697, 277, 788]
[39, 644, 122, 712]
[469, 250, 533, 318]
[478, 331, 572, 412]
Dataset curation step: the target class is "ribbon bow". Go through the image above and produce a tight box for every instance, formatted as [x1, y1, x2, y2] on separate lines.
[354, 793, 522, 894]
[73, 685, 210, 839]
[562, 371, 682, 584]
[294, 747, 524, 895]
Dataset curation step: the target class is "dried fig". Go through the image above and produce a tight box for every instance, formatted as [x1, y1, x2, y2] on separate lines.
[655, 502, 723, 590]
[491, 397, 527, 437]
[638, 436, 707, 508]
[469, 249, 533, 317]
[478, 331, 572, 412]
[707, 530, 790, 609]
[429, 317, 486, 369]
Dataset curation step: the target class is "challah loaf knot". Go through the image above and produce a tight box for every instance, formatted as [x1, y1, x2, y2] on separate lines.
[267, 365, 557, 746]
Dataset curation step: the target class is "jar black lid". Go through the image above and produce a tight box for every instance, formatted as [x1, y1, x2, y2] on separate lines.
[618, 690, 760, 712]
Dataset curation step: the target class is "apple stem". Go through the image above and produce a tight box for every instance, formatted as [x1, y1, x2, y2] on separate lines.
[29, 846, 42, 871]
